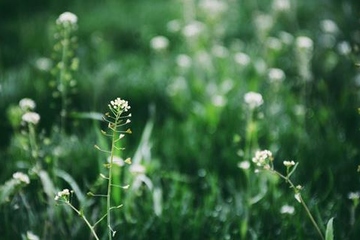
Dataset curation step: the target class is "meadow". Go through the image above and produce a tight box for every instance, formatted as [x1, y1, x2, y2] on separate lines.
[1, 0, 360, 239]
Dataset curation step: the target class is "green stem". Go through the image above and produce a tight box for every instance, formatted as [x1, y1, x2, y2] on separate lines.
[66, 202, 100, 240]
[272, 170, 324, 240]
[59, 27, 69, 133]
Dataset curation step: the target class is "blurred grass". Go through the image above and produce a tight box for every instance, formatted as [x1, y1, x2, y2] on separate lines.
[1, 0, 360, 239]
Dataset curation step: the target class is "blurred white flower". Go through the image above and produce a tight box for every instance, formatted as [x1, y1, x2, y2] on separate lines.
[109, 97, 130, 112]
[54, 189, 70, 201]
[279, 31, 294, 45]
[266, 37, 283, 51]
[348, 192, 360, 200]
[238, 161, 250, 170]
[150, 36, 169, 51]
[22, 112, 40, 125]
[268, 68, 285, 83]
[212, 45, 229, 58]
[35, 57, 52, 71]
[320, 19, 339, 34]
[167, 19, 182, 33]
[296, 36, 313, 50]
[280, 204, 295, 215]
[56, 12, 77, 25]
[176, 54, 192, 68]
[130, 163, 146, 174]
[244, 92, 263, 109]
[212, 94, 227, 107]
[182, 21, 205, 38]
[234, 52, 251, 66]
[283, 160, 295, 167]
[272, 0, 291, 12]
[19, 98, 36, 111]
[108, 155, 125, 167]
[337, 41, 352, 55]
[199, 0, 228, 17]
[12, 172, 30, 184]
[26, 231, 40, 240]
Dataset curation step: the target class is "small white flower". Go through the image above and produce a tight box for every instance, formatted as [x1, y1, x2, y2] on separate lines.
[19, 98, 36, 111]
[176, 54, 192, 68]
[56, 12, 78, 25]
[108, 155, 124, 167]
[283, 160, 296, 167]
[109, 97, 131, 112]
[22, 112, 40, 125]
[150, 36, 169, 51]
[199, 0, 228, 16]
[337, 41, 351, 55]
[320, 19, 339, 34]
[238, 161, 251, 170]
[244, 92, 264, 109]
[130, 164, 146, 174]
[272, 0, 291, 12]
[348, 192, 360, 200]
[252, 150, 273, 167]
[12, 172, 30, 184]
[296, 36, 313, 50]
[35, 57, 53, 71]
[280, 204, 295, 215]
[268, 68, 285, 83]
[54, 189, 70, 201]
[167, 19, 182, 33]
[212, 45, 229, 58]
[26, 231, 40, 240]
[234, 52, 251, 66]
[182, 21, 205, 39]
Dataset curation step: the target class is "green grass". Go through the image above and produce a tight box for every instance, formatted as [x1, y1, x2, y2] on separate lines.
[1, 0, 360, 239]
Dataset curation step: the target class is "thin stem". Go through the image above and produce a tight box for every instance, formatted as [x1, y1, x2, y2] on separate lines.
[59, 27, 69, 134]
[65, 202, 100, 240]
[271, 169, 324, 240]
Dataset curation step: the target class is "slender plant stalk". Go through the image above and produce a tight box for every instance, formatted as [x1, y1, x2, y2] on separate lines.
[59, 27, 69, 133]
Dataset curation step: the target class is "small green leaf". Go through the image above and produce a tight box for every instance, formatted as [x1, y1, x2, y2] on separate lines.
[325, 217, 334, 240]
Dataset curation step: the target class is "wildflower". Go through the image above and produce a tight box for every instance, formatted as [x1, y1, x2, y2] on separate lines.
[150, 36, 169, 51]
[238, 161, 250, 170]
[108, 155, 124, 167]
[19, 98, 36, 111]
[109, 98, 131, 112]
[252, 150, 273, 168]
[199, 0, 228, 17]
[176, 54, 192, 68]
[296, 36, 313, 51]
[280, 204, 295, 215]
[22, 112, 40, 125]
[25, 231, 40, 240]
[167, 19, 182, 33]
[212, 45, 229, 58]
[182, 21, 205, 39]
[337, 41, 351, 55]
[54, 189, 70, 201]
[244, 92, 264, 109]
[35, 57, 53, 71]
[268, 68, 285, 83]
[283, 160, 295, 167]
[348, 192, 360, 200]
[234, 52, 251, 66]
[130, 164, 146, 174]
[320, 19, 339, 34]
[272, 0, 291, 12]
[12, 172, 30, 184]
[56, 12, 78, 25]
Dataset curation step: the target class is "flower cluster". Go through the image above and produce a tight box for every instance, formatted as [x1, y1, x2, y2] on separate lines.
[150, 36, 169, 51]
[12, 172, 30, 185]
[54, 189, 71, 201]
[22, 112, 40, 125]
[56, 12, 78, 25]
[244, 91, 264, 109]
[109, 97, 131, 113]
[283, 160, 295, 167]
[19, 98, 36, 111]
[252, 149, 273, 169]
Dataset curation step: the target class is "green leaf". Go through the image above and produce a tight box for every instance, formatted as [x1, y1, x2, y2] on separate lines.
[325, 217, 334, 240]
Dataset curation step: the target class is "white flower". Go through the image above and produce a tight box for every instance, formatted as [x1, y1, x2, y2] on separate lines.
[109, 97, 131, 112]
[182, 21, 205, 38]
[283, 160, 295, 167]
[54, 189, 70, 201]
[56, 12, 78, 25]
[26, 231, 40, 240]
[337, 41, 351, 55]
[252, 150, 273, 167]
[130, 164, 146, 174]
[212, 45, 229, 58]
[22, 112, 40, 125]
[320, 19, 339, 34]
[167, 19, 182, 33]
[234, 52, 251, 66]
[244, 92, 263, 109]
[199, 0, 228, 18]
[296, 36, 313, 50]
[268, 68, 285, 83]
[176, 54, 192, 68]
[272, 0, 291, 12]
[238, 161, 250, 170]
[348, 192, 360, 200]
[108, 155, 124, 167]
[150, 36, 169, 51]
[12, 172, 30, 184]
[19, 98, 36, 111]
[35, 57, 53, 71]
[280, 204, 295, 215]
